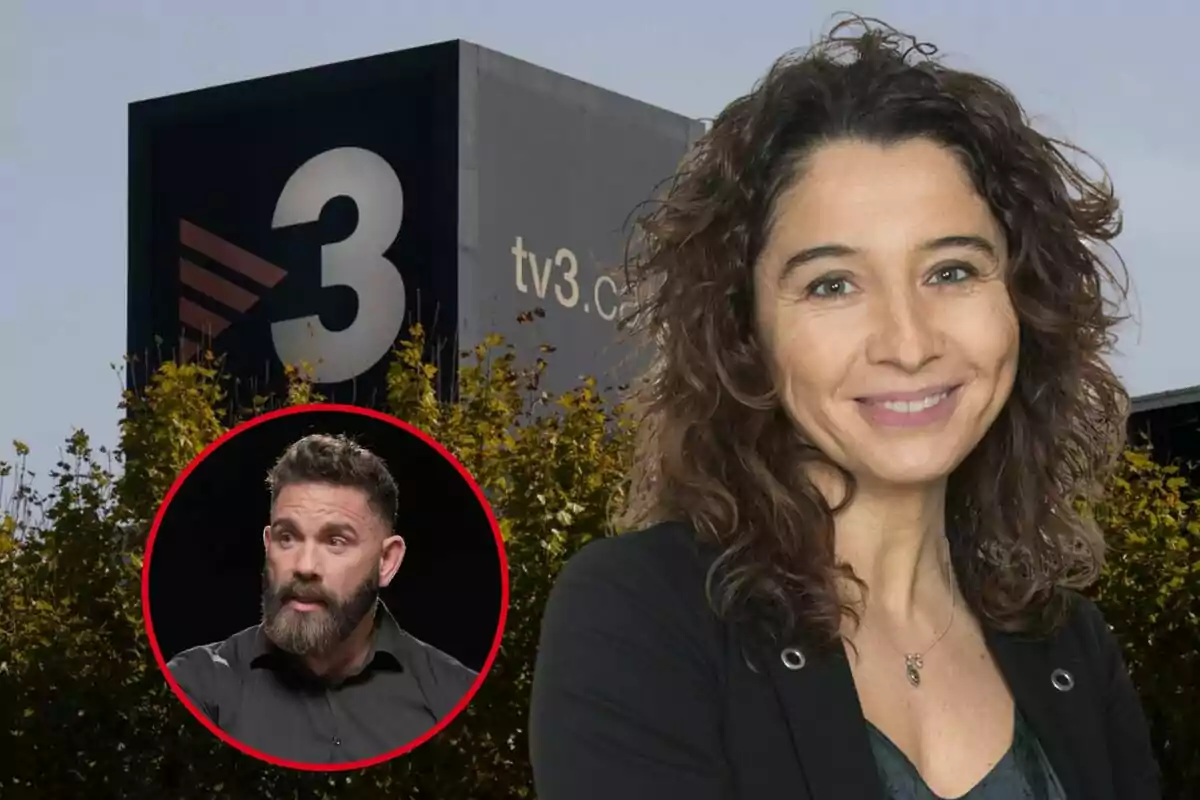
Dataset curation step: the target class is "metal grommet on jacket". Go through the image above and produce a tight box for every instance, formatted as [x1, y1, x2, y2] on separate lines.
[1051, 668, 1075, 692]
[780, 647, 806, 671]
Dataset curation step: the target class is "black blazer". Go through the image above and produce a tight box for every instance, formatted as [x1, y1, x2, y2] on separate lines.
[529, 522, 1162, 799]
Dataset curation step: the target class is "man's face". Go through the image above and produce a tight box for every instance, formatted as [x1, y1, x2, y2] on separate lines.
[261, 481, 404, 657]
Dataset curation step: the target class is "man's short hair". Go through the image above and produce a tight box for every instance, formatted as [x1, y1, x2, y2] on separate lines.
[266, 433, 398, 526]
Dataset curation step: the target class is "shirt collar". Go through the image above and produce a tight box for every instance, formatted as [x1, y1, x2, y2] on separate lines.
[250, 599, 407, 674]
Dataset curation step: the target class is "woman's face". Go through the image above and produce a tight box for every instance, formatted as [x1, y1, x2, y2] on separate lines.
[753, 137, 1019, 490]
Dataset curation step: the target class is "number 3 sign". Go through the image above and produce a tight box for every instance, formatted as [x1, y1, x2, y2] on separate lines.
[270, 147, 408, 385]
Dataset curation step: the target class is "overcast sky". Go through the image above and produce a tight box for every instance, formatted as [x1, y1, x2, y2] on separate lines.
[3, 0, 1196, 483]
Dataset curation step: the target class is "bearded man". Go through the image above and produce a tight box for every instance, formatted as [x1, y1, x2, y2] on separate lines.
[167, 433, 476, 765]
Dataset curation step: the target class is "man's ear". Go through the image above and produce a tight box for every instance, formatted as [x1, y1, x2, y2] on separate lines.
[379, 534, 407, 588]
[262, 525, 271, 553]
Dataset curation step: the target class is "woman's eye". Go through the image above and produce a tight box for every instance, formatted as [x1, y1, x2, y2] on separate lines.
[928, 264, 977, 284]
[806, 276, 856, 298]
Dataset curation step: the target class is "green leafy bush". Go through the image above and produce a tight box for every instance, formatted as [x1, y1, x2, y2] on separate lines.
[0, 331, 1195, 797]
[1087, 447, 1200, 794]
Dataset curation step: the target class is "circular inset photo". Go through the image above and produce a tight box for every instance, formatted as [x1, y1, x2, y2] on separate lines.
[142, 404, 508, 770]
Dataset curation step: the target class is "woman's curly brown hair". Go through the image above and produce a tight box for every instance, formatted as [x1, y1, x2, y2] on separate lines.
[618, 15, 1130, 645]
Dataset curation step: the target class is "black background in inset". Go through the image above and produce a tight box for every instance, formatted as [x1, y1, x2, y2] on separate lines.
[127, 41, 461, 406]
[147, 409, 502, 672]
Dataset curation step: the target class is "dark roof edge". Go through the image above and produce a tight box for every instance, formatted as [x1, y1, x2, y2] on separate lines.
[1131, 384, 1200, 414]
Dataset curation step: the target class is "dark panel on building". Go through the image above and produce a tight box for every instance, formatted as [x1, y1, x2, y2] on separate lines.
[1129, 387, 1200, 475]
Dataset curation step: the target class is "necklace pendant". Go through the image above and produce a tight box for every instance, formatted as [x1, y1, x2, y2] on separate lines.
[904, 653, 923, 688]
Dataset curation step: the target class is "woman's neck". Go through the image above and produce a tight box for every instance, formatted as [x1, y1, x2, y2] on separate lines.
[832, 479, 955, 624]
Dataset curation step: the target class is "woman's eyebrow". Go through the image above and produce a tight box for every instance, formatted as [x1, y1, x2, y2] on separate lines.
[778, 233, 999, 285]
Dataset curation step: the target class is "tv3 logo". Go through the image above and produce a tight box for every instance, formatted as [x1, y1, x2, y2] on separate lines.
[177, 147, 407, 385]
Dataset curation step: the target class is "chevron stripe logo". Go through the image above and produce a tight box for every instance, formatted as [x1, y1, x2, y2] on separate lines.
[177, 219, 289, 361]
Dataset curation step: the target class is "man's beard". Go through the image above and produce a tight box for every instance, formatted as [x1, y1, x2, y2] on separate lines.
[261, 567, 380, 657]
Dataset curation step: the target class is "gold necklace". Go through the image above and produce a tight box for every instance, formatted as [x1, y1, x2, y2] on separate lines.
[903, 590, 955, 687]
[900, 540, 957, 688]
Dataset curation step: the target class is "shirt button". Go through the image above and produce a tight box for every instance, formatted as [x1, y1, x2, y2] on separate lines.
[332, 737, 342, 746]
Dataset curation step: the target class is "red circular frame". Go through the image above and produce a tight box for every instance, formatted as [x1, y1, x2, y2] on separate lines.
[140, 403, 510, 771]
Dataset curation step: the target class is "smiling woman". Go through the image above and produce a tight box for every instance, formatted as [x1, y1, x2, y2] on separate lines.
[529, 15, 1161, 800]
[755, 138, 1021, 492]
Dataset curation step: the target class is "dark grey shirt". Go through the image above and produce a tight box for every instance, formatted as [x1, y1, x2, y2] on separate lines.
[166, 602, 477, 765]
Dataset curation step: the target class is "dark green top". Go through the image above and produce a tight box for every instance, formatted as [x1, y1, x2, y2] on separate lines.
[867, 707, 1067, 799]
